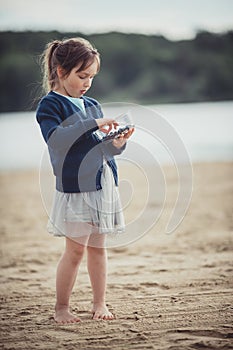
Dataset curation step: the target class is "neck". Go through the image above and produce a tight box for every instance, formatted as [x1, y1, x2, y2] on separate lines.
[54, 85, 73, 97]
[63, 86, 72, 97]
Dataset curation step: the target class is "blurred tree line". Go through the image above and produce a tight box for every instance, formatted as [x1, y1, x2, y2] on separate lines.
[0, 30, 232, 112]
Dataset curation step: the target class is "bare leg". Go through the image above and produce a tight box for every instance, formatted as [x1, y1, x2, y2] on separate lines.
[87, 233, 114, 320]
[54, 236, 88, 323]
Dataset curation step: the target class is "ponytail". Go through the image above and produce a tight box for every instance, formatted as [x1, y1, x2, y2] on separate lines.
[41, 40, 61, 93]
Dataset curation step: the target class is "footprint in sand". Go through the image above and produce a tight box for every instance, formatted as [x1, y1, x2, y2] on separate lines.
[140, 282, 170, 290]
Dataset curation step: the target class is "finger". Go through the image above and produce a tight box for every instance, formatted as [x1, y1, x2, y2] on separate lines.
[99, 126, 110, 133]
[106, 119, 118, 127]
[99, 123, 114, 133]
[128, 127, 135, 135]
[123, 128, 134, 139]
[105, 124, 112, 133]
[99, 120, 118, 132]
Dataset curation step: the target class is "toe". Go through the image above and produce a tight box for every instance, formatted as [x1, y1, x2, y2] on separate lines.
[92, 312, 100, 320]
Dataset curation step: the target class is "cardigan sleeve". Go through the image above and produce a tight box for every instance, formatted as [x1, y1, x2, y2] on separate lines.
[36, 96, 98, 152]
[103, 140, 126, 157]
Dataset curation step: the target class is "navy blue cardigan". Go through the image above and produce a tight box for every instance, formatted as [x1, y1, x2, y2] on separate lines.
[36, 91, 125, 193]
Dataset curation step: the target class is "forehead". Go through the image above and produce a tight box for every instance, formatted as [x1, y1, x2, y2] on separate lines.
[75, 59, 99, 75]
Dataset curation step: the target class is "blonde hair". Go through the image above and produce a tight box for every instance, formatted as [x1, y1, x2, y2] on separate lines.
[41, 37, 100, 93]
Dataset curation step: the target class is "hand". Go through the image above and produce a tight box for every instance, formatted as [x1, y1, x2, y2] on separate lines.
[96, 118, 118, 134]
[112, 127, 135, 148]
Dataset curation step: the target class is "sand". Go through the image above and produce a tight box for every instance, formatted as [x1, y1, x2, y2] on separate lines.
[0, 162, 233, 350]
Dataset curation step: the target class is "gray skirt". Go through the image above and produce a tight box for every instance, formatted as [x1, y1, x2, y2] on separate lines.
[47, 162, 125, 238]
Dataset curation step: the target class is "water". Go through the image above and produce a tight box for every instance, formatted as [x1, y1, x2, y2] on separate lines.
[0, 101, 232, 170]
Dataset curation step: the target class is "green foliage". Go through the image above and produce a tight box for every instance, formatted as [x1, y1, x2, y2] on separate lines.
[0, 30, 232, 112]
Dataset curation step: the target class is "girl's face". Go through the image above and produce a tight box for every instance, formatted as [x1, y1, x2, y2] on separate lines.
[56, 59, 99, 98]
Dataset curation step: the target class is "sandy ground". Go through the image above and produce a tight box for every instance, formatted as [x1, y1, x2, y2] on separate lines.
[0, 162, 233, 350]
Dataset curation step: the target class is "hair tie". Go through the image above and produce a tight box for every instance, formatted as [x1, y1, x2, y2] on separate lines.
[51, 41, 61, 55]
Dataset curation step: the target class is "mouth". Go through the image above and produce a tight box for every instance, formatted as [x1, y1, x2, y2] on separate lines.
[80, 90, 87, 95]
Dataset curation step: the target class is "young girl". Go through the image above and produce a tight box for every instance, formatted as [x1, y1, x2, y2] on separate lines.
[36, 37, 134, 324]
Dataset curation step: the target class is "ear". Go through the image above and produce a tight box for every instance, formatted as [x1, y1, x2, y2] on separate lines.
[57, 65, 65, 79]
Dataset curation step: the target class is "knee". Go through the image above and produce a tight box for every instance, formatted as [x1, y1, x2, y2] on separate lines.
[87, 245, 106, 257]
[65, 239, 86, 265]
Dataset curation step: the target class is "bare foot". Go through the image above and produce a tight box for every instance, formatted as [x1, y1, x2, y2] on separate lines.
[54, 307, 81, 324]
[92, 303, 115, 320]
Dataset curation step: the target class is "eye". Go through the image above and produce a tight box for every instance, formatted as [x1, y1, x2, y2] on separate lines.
[78, 74, 95, 80]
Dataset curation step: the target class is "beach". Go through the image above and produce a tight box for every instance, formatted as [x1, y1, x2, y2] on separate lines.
[0, 162, 233, 350]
